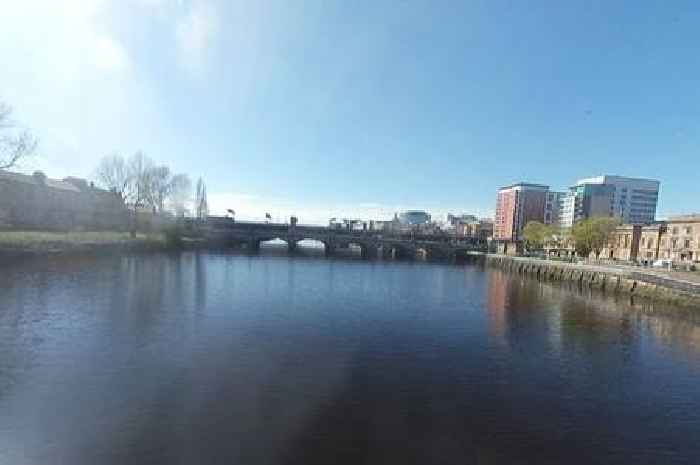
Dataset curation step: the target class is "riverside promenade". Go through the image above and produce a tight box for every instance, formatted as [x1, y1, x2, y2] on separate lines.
[486, 254, 700, 308]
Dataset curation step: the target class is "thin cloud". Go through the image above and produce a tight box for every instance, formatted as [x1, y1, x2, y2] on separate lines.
[175, 1, 219, 75]
[92, 36, 130, 72]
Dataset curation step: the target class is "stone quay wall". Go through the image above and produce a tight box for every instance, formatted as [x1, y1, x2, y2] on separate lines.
[486, 255, 700, 309]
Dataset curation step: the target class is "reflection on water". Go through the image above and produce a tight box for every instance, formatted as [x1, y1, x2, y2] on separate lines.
[1, 252, 700, 464]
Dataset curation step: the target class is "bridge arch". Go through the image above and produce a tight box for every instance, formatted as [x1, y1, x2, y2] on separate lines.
[292, 238, 329, 253]
[252, 236, 289, 252]
[333, 240, 378, 259]
[382, 242, 415, 260]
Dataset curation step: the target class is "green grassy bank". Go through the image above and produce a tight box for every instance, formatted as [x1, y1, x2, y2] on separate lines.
[0, 231, 168, 255]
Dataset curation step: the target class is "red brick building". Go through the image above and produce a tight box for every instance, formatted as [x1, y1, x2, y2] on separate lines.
[494, 183, 549, 241]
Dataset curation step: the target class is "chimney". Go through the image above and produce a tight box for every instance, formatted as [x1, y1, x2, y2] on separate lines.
[32, 171, 47, 185]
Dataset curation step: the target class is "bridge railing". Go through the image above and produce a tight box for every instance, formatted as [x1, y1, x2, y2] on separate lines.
[188, 217, 487, 247]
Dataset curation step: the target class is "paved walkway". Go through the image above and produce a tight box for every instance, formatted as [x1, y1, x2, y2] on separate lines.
[490, 255, 700, 293]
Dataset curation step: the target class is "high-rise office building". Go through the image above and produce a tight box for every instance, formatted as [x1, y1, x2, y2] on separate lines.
[398, 210, 431, 225]
[559, 175, 659, 227]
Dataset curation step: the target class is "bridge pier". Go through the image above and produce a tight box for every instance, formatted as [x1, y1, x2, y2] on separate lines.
[248, 238, 260, 253]
[380, 246, 394, 260]
[363, 245, 378, 259]
[288, 240, 297, 253]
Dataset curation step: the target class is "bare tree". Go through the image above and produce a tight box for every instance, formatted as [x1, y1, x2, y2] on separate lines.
[95, 151, 191, 217]
[194, 177, 208, 220]
[127, 151, 154, 209]
[169, 174, 192, 217]
[95, 154, 130, 199]
[0, 101, 38, 170]
[146, 165, 172, 213]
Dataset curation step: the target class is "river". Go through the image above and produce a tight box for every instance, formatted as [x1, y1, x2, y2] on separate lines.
[1, 251, 700, 464]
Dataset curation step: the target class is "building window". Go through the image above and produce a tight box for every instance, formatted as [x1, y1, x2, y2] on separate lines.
[672, 238, 678, 249]
[686, 227, 693, 235]
[672, 227, 679, 235]
[685, 239, 691, 249]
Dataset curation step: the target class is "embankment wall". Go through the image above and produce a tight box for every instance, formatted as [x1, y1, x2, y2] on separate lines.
[486, 255, 700, 309]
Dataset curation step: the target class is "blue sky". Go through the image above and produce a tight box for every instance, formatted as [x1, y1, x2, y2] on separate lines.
[2, 0, 699, 223]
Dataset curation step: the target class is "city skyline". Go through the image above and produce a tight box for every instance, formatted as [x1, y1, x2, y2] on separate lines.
[3, 1, 700, 223]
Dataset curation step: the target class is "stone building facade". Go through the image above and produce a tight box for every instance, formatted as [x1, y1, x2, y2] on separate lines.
[456, 220, 494, 240]
[600, 224, 642, 261]
[0, 170, 128, 231]
[638, 224, 667, 263]
[658, 215, 700, 262]
[600, 216, 700, 264]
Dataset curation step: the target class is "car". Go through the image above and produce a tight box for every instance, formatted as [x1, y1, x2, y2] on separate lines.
[652, 259, 673, 268]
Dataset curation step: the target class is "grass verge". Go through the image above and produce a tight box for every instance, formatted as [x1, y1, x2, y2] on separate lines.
[0, 231, 166, 253]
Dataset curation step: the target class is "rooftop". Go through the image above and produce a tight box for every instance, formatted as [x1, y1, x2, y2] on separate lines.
[667, 214, 700, 223]
[576, 175, 660, 187]
[498, 182, 549, 192]
[0, 170, 107, 194]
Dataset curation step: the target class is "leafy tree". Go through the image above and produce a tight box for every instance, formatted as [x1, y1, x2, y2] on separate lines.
[522, 221, 555, 250]
[571, 217, 620, 259]
[0, 100, 37, 170]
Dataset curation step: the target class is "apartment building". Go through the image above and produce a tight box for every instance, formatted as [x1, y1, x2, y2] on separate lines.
[544, 191, 566, 225]
[494, 183, 548, 241]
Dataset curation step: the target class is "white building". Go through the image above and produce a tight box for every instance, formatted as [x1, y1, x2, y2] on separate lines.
[544, 191, 567, 225]
[558, 191, 576, 228]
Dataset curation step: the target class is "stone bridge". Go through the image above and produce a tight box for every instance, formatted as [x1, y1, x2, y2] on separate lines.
[189, 217, 487, 260]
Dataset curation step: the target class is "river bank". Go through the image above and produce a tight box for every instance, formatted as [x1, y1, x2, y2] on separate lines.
[3, 234, 699, 310]
[486, 254, 700, 309]
[0, 231, 180, 258]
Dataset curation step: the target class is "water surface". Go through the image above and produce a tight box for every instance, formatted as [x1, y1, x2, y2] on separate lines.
[1, 252, 700, 464]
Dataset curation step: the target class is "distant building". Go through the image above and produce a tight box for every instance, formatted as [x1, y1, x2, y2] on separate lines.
[494, 183, 549, 241]
[561, 175, 659, 226]
[331, 218, 365, 231]
[0, 170, 128, 231]
[457, 219, 494, 240]
[398, 210, 431, 225]
[371, 217, 400, 233]
[446, 213, 478, 226]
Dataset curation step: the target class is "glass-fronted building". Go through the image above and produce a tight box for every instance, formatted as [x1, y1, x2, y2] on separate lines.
[398, 210, 431, 225]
